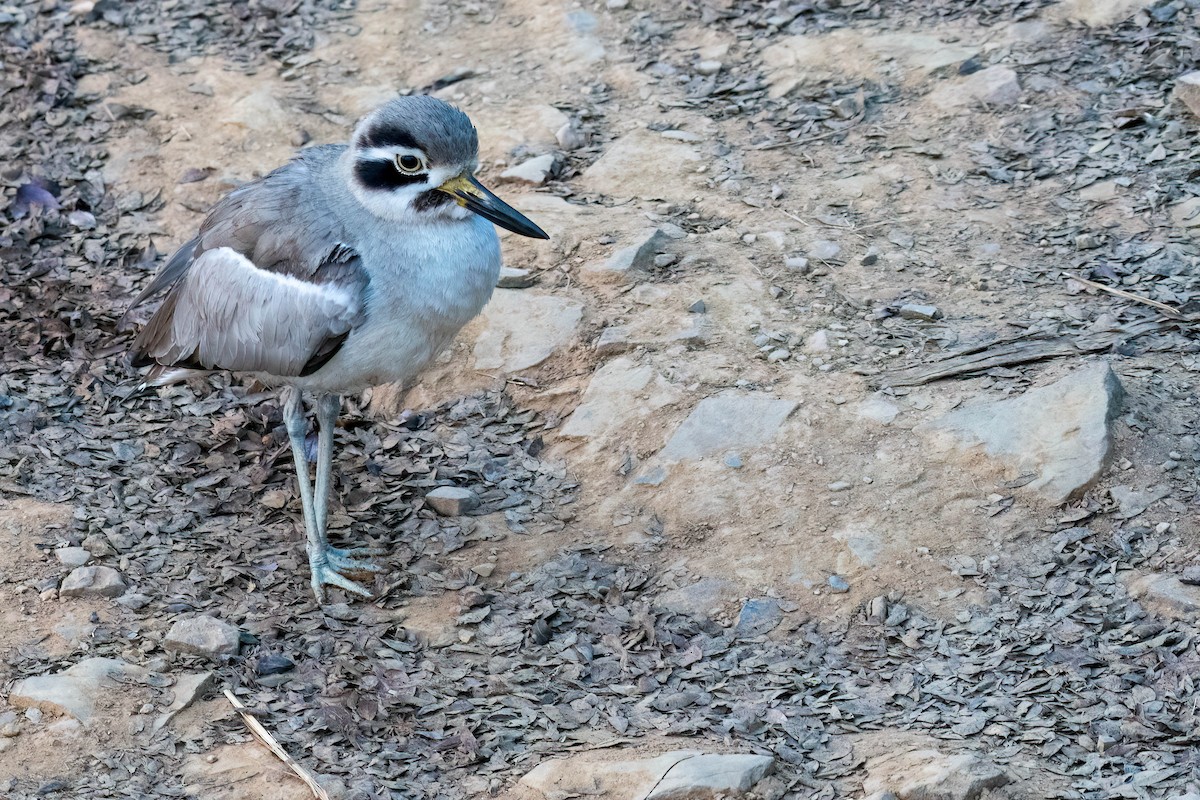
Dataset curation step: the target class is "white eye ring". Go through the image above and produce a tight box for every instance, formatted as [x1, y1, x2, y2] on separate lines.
[395, 153, 426, 174]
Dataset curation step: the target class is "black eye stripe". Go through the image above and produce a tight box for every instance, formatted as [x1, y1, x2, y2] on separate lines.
[357, 128, 420, 151]
[354, 158, 426, 191]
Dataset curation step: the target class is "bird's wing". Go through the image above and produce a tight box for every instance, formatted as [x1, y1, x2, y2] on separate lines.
[129, 244, 367, 377]
[121, 145, 349, 320]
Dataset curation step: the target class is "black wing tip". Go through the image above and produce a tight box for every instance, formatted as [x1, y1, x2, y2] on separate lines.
[298, 330, 351, 377]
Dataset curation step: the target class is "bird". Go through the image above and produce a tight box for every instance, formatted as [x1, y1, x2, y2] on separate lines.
[122, 95, 549, 603]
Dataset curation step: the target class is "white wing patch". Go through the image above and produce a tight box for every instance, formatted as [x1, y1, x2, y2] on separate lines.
[137, 246, 363, 377]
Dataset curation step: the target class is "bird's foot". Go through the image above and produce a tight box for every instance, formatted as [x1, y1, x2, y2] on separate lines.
[308, 546, 386, 603]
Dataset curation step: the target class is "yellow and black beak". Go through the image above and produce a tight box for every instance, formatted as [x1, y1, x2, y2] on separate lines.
[437, 174, 549, 240]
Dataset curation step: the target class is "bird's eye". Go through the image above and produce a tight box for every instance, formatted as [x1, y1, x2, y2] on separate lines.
[396, 154, 424, 173]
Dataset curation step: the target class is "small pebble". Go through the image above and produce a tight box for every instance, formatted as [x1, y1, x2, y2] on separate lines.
[653, 253, 677, 267]
[695, 60, 722, 76]
[688, 300, 707, 314]
[425, 487, 481, 516]
[767, 348, 790, 362]
[828, 575, 850, 593]
[828, 481, 852, 492]
[497, 267, 535, 289]
[54, 547, 90, 568]
[898, 303, 943, 321]
[723, 453, 743, 468]
[810, 240, 842, 261]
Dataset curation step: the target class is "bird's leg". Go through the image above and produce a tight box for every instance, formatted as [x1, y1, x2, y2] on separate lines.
[306, 392, 383, 601]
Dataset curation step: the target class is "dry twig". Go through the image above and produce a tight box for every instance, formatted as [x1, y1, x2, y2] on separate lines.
[223, 689, 330, 800]
[1063, 271, 1184, 317]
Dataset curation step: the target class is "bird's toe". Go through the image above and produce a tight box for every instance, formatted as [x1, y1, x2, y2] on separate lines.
[311, 566, 374, 600]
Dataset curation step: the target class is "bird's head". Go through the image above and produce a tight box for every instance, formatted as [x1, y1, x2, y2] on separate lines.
[348, 95, 548, 239]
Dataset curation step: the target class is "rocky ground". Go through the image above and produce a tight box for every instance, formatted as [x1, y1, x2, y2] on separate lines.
[2, 0, 1200, 797]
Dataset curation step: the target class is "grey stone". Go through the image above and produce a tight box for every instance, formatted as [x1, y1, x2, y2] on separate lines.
[784, 256, 810, 272]
[472, 291, 583, 372]
[828, 575, 850, 593]
[585, 228, 671, 282]
[1171, 197, 1200, 232]
[687, 300, 707, 314]
[580, 130, 702, 200]
[501, 154, 557, 185]
[760, 32, 976, 98]
[154, 671, 215, 731]
[804, 330, 830, 352]
[647, 753, 775, 799]
[810, 240, 842, 262]
[633, 467, 666, 486]
[1049, 0, 1155, 26]
[828, 481, 852, 492]
[928, 66, 1021, 110]
[723, 452, 743, 468]
[694, 60, 722, 76]
[658, 393, 798, 462]
[221, 88, 290, 132]
[656, 578, 736, 620]
[1108, 484, 1170, 519]
[164, 616, 241, 659]
[654, 253, 678, 267]
[425, 487, 480, 516]
[917, 363, 1123, 503]
[497, 267, 535, 289]
[561, 359, 681, 442]
[1126, 572, 1200, 620]
[1174, 71, 1200, 118]
[555, 121, 586, 151]
[116, 592, 151, 610]
[594, 326, 633, 356]
[660, 130, 703, 142]
[81, 533, 115, 557]
[518, 751, 773, 800]
[898, 303, 943, 321]
[54, 547, 91, 568]
[60, 566, 126, 598]
[767, 348, 791, 362]
[863, 748, 1010, 800]
[734, 598, 783, 638]
[857, 395, 900, 424]
[10, 658, 148, 722]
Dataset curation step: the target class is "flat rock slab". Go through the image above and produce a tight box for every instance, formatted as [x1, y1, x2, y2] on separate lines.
[863, 748, 1010, 800]
[1125, 572, 1200, 621]
[515, 751, 774, 799]
[1047, 0, 1156, 26]
[165, 616, 241, 658]
[580, 129, 701, 201]
[916, 363, 1123, 503]
[473, 290, 583, 373]
[424, 486, 481, 516]
[10, 657, 148, 722]
[60, 565, 126, 598]
[1174, 71, 1200, 118]
[658, 393, 798, 463]
[560, 357, 680, 441]
[927, 66, 1021, 110]
[154, 671, 215, 731]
